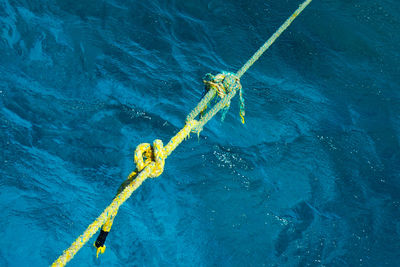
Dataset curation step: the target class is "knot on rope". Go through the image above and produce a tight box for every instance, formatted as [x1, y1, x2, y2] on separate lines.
[202, 72, 245, 123]
[134, 139, 165, 178]
[52, 0, 314, 264]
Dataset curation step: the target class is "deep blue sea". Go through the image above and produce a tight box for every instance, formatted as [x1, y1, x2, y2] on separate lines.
[1, 0, 400, 266]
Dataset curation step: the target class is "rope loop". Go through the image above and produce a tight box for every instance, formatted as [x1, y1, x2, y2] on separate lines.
[134, 139, 165, 178]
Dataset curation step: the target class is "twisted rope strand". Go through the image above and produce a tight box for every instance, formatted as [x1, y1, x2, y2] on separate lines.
[236, 0, 312, 79]
[52, 165, 153, 266]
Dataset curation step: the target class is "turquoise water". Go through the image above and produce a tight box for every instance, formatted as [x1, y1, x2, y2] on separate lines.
[1, 0, 400, 266]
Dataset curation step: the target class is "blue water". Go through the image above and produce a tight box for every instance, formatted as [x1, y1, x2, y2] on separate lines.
[1, 0, 399, 266]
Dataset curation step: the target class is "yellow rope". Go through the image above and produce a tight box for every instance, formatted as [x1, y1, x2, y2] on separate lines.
[52, 1, 312, 265]
[236, 0, 312, 79]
